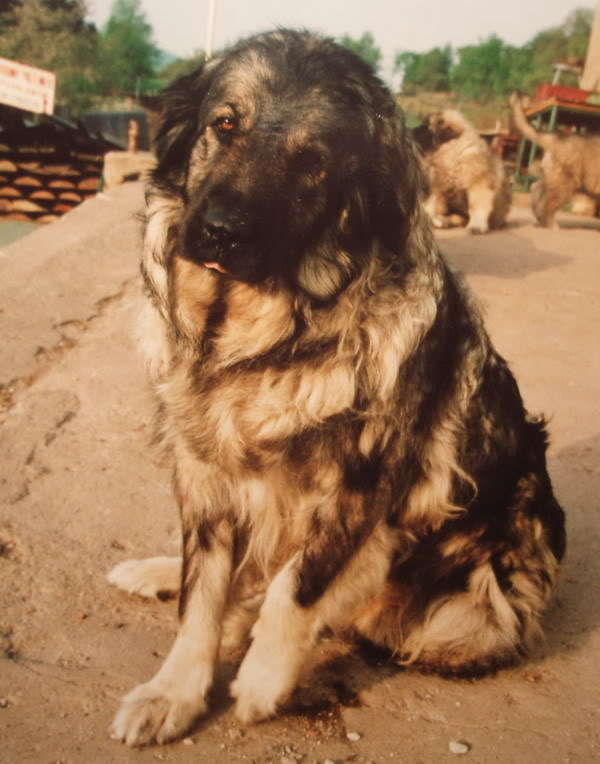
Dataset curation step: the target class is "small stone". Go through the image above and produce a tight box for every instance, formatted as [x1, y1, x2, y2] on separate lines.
[324, 760, 336, 764]
[449, 740, 471, 755]
[228, 727, 244, 740]
[182, 737, 194, 745]
[220, 743, 226, 750]
[0, 698, 9, 708]
[346, 731, 362, 742]
[280, 757, 296, 764]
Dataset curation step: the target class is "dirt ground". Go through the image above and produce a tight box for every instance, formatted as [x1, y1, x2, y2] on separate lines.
[1, 184, 599, 764]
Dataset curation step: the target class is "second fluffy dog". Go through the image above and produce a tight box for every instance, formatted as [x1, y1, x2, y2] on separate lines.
[413, 109, 512, 233]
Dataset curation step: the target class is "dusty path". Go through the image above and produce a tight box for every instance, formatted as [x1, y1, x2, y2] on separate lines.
[1, 186, 599, 763]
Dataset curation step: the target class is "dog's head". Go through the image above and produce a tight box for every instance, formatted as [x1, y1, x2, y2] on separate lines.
[412, 110, 468, 154]
[152, 29, 425, 300]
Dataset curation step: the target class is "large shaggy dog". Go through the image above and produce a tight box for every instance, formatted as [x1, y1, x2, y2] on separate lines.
[412, 110, 512, 233]
[510, 92, 600, 227]
[108, 30, 565, 746]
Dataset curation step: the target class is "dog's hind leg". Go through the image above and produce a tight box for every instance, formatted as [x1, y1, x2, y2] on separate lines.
[423, 190, 452, 229]
[111, 507, 233, 746]
[108, 556, 181, 600]
[353, 513, 562, 676]
[531, 173, 575, 228]
[231, 524, 395, 724]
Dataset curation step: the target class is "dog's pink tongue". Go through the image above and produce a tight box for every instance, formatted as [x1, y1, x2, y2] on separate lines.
[204, 262, 228, 274]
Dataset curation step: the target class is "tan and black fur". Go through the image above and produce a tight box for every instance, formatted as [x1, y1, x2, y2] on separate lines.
[108, 30, 566, 746]
[510, 91, 600, 227]
[412, 109, 512, 233]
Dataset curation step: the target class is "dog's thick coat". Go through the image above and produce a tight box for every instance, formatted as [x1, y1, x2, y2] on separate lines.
[510, 92, 600, 227]
[412, 110, 512, 233]
[109, 31, 566, 746]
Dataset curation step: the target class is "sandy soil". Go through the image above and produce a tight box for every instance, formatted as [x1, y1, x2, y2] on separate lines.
[1, 185, 599, 763]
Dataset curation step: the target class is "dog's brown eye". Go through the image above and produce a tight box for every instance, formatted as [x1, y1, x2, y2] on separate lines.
[215, 116, 235, 134]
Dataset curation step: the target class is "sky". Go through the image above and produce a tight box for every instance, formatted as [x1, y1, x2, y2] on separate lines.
[86, 0, 598, 86]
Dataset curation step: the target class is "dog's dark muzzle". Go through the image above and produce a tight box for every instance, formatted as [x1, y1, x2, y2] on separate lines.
[181, 195, 260, 273]
[201, 203, 255, 249]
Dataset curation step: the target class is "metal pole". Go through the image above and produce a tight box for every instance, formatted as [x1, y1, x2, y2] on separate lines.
[205, 0, 216, 60]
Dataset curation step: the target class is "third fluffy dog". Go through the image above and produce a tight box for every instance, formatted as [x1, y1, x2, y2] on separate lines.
[510, 92, 600, 228]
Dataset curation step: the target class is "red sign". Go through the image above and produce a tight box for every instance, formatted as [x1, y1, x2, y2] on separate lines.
[0, 57, 56, 115]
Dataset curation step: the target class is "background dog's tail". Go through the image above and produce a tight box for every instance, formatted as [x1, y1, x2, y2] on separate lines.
[509, 93, 554, 149]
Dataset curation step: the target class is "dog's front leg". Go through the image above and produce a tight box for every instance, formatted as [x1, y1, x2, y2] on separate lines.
[111, 514, 232, 745]
[466, 184, 494, 234]
[231, 523, 393, 723]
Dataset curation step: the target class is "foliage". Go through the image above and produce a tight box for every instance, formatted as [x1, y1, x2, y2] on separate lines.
[0, 0, 162, 112]
[96, 0, 161, 98]
[523, 7, 594, 89]
[395, 5, 594, 100]
[338, 31, 382, 71]
[450, 35, 532, 101]
[0, 0, 99, 111]
[395, 46, 452, 92]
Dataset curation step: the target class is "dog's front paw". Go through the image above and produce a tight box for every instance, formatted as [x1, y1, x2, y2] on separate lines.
[467, 224, 488, 235]
[466, 215, 489, 235]
[231, 653, 292, 724]
[107, 556, 181, 600]
[231, 676, 278, 724]
[110, 681, 206, 746]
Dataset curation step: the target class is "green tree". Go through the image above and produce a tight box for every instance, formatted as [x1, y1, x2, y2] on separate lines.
[450, 35, 530, 101]
[524, 7, 593, 89]
[97, 0, 161, 98]
[0, 0, 99, 112]
[563, 7, 594, 58]
[339, 31, 382, 71]
[391, 7, 593, 103]
[395, 46, 452, 92]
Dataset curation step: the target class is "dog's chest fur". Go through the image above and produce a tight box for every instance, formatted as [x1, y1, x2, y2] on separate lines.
[141, 248, 450, 548]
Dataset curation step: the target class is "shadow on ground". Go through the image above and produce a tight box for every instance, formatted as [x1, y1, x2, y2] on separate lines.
[556, 217, 600, 232]
[440, 229, 571, 279]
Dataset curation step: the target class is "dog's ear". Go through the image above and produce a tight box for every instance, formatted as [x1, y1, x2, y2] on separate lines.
[410, 122, 434, 153]
[152, 62, 217, 183]
[370, 103, 427, 254]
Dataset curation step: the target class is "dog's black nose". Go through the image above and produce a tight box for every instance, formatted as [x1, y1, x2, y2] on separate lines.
[202, 204, 253, 243]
